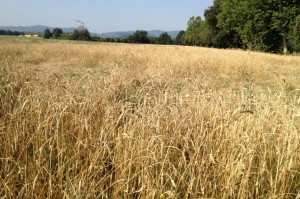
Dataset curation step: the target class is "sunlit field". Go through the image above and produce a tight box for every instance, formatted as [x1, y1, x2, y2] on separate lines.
[1, 36, 300, 198]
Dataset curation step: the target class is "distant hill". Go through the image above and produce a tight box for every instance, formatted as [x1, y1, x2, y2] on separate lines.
[0, 25, 181, 38]
[99, 30, 181, 38]
[0, 25, 76, 34]
[98, 31, 135, 38]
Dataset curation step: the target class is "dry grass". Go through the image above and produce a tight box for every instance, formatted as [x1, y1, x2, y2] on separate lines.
[0, 36, 300, 198]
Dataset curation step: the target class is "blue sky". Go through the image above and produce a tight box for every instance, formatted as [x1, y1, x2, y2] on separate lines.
[0, 0, 213, 33]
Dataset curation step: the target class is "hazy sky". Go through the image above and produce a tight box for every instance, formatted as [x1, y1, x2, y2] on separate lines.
[0, 0, 213, 33]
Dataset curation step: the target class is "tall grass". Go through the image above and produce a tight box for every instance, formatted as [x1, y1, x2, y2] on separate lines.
[1, 37, 300, 198]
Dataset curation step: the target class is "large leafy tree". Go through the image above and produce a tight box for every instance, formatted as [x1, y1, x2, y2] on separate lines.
[270, 0, 300, 53]
[217, 0, 300, 53]
[204, 0, 242, 48]
[218, 0, 272, 51]
[158, 32, 172, 45]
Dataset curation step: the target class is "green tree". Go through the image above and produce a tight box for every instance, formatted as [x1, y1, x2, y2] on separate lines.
[158, 32, 172, 44]
[71, 28, 91, 41]
[217, 0, 300, 53]
[80, 29, 91, 41]
[175, 31, 185, 45]
[270, 0, 300, 53]
[52, 28, 63, 39]
[71, 29, 80, 40]
[218, 0, 259, 50]
[128, 30, 150, 43]
[204, 0, 242, 48]
[0, 30, 6, 35]
[183, 16, 206, 46]
[204, 0, 220, 46]
[43, 28, 52, 39]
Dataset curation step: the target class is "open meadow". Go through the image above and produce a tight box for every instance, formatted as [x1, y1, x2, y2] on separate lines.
[1, 36, 300, 198]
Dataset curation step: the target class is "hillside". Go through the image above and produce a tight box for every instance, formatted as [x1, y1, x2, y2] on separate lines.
[0, 37, 300, 198]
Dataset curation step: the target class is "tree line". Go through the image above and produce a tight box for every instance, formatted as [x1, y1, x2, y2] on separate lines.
[43, 28, 177, 45]
[114, 30, 174, 44]
[0, 30, 25, 36]
[41, 0, 300, 54]
[181, 0, 300, 53]
[43, 28, 91, 41]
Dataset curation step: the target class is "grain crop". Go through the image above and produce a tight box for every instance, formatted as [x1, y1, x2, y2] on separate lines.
[1, 36, 300, 198]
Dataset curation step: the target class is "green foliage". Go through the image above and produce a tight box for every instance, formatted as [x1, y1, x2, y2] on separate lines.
[204, 0, 242, 48]
[43, 29, 52, 39]
[175, 31, 185, 45]
[106, 38, 113, 42]
[52, 28, 63, 39]
[270, 0, 300, 34]
[71, 29, 91, 41]
[183, 16, 205, 45]
[217, 0, 300, 53]
[204, 0, 220, 46]
[158, 32, 172, 44]
[148, 37, 158, 44]
[270, 0, 300, 53]
[128, 30, 150, 44]
[218, 0, 265, 50]
[294, 15, 300, 37]
[0, 29, 25, 36]
[59, 33, 73, 40]
[288, 15, 300, 52]
[91, 35, 101, 42]
[181, 16, 214, 47]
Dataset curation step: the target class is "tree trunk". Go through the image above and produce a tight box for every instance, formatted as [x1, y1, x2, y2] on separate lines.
[283, 35, 288, 54]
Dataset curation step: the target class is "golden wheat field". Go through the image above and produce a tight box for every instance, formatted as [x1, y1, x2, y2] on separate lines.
[1, 36, 300, 198]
